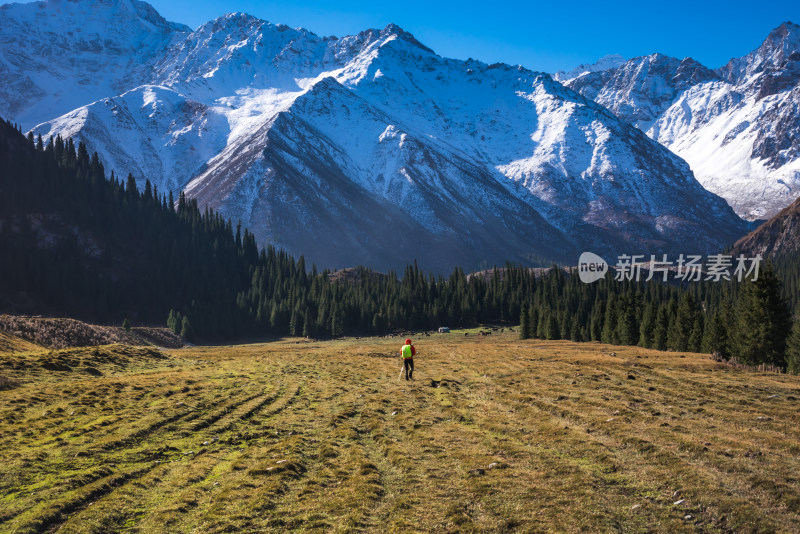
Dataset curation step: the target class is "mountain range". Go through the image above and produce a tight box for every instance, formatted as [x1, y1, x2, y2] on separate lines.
[562, 22, 800, 221]
[0, 0, 770, 271]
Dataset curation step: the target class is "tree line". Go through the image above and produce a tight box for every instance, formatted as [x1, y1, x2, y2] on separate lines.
[518, 264, 799, 373]
[0, 117, 798, 373]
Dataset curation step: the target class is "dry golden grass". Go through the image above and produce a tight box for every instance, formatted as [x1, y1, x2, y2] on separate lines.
[1, 331, 799, 533]
[0, 315, 184, 350]
[0, 330, 42, 354]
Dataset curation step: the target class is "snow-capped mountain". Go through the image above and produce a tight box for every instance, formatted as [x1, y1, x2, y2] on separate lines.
[0, 0, 749, 271]
[552, 54, 626, 84]
[563, 22, 800, 221]
[0, 0, 190, 129]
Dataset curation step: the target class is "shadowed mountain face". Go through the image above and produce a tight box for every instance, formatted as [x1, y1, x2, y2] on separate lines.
[1, 1, 749, 271]
[731, 196, 800, 260]
[562, 22, 800, 222]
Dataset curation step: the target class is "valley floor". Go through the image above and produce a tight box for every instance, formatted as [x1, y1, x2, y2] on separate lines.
[1, 332, 799, 532]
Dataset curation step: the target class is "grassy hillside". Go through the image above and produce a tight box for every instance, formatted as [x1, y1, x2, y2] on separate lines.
[0, 330, 41, 355]
[1, 332, 799, 532]
[0, 315, 184, 350]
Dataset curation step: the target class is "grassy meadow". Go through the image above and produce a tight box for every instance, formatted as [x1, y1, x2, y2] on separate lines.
[1, 329, 799, 533]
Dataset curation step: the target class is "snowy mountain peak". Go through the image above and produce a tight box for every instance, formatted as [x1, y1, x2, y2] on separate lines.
[0, 0, 191, 33]
[564, 52, 719, 130]
[552, 54, 626, 83]
[0, 0, 189, 128]
[720, 21, 800, 83]
[756, 21, 800, 63]
[377, 23, 434, 53]
[196, 10, 307, 37]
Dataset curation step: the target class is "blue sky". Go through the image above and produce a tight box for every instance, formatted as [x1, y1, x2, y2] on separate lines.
[151, 1, 795, 72]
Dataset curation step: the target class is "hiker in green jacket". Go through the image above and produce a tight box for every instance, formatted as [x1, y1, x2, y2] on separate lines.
[400, 338, 416, 380]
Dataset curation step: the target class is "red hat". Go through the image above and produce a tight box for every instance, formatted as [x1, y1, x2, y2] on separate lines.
[405, 339, 411, 344]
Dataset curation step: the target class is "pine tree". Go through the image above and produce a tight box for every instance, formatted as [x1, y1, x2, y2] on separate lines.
[688, 314, 704, 352]
[701, 309, 728, 356]
[786, 316, 800, 374]
[519, 305, 530, 340]
[639, 301, 656, 348]
[125, 173, 138, 196]
[652, 305, 669, 351]
[536, 309, 547, 339]
[302, 308, 312, 338]
[528, 305, 538, 339]
[590, 300, 603, 341]
[601, 294, 617, 344]
[569, 316, 581, 342]
[669, 293, 697, 352]
[167, 309, 178, 334]
[732, 262, 791, 366]
[546, 313, 560, 340]
[616, 292, 638, 346]
[181, 316, 196, 342]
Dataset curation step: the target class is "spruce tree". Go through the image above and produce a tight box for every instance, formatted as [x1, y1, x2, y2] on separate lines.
[181, 316, 196, 342]
[167, 309, 178, 334]
[732, 262, 791, 366]
[519, 305, 530, 340]
[616, 292, 638, 346]
[688, 314, 704, 352]
[601, 294, 617, 344]
[546, 313, 560, 340]
[786, 316, 800, 374]
[652, 305, 669, 351]
[669, 293, 697, 352]
[528, 304, 538, 339]
[701, 309, 729, 356]
[569, 316, 581, 342]
[639, 301, 656, 348]
[536, 310, 547, 339]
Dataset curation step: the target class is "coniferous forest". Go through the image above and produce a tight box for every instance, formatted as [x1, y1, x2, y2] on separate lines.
[0, 117, 798, 372]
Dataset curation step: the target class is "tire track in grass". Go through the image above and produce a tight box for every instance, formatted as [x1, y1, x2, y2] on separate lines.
[357, 412, 413, 531]
[254, 383, 302, 422]
[18, 385, 289, 532]
[472, 378, 785, 531]
[81, 384, 263, 452]
[175, 384, 310, 532]
[4, 464, 156, 534]
[46, 386, 288, 532]
[55, 447, 244, 533]
[426, 380, 688, 531]
[186, 392, 263, 434]
[0, 382, 258, 527]
[189, 384, 283, 437]
[120, 383, 305, 532]
[187, 437, 308, 532]
[240, 376, 365, 531]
